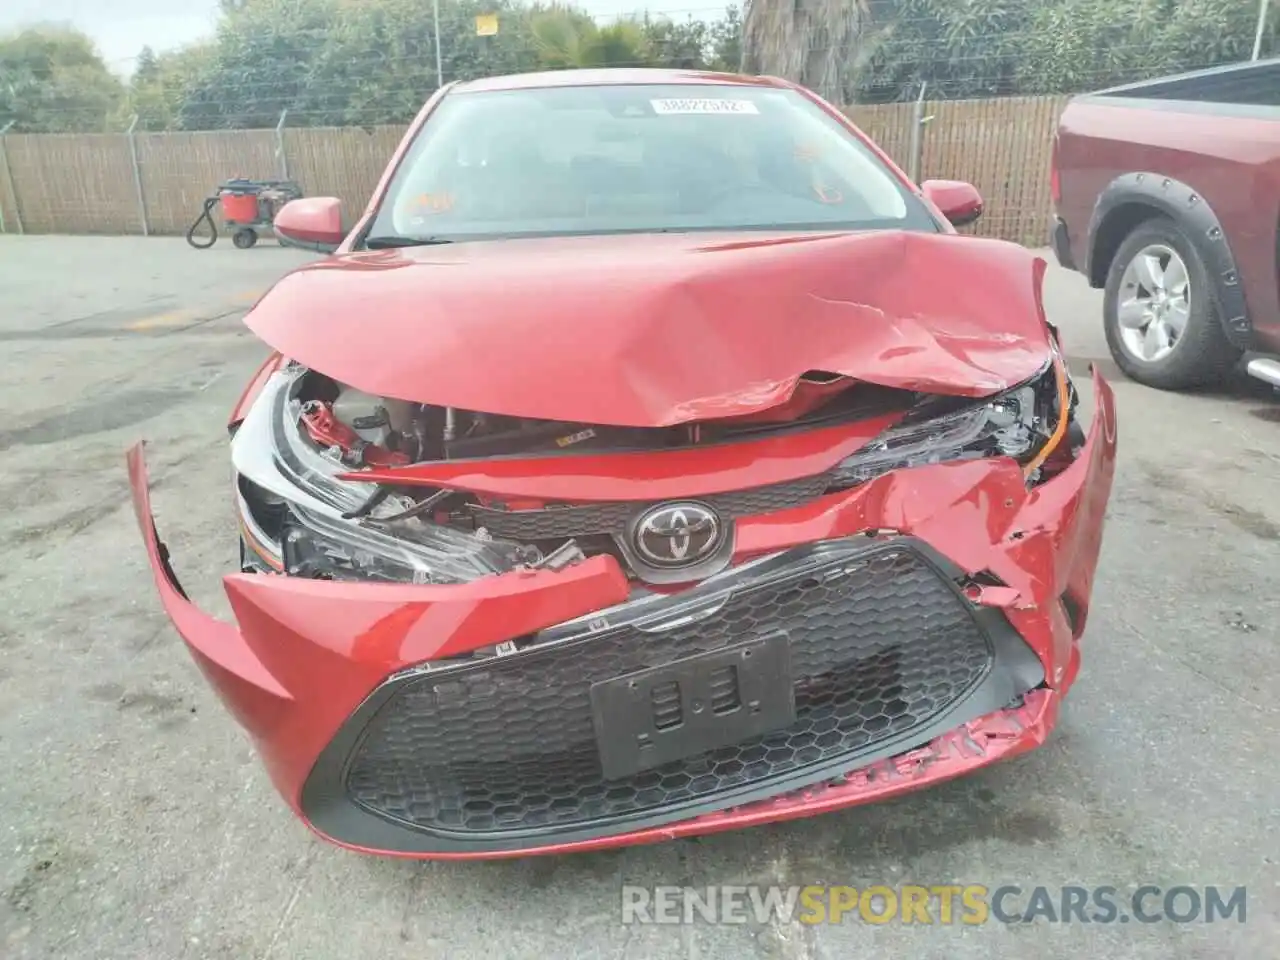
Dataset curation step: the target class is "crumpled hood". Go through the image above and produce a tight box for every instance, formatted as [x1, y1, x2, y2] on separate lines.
[245, 230, 1052, 427]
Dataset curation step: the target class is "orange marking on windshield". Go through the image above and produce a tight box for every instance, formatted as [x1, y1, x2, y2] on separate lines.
[411, 192, 456, 213]
[812, 183, 843, 204]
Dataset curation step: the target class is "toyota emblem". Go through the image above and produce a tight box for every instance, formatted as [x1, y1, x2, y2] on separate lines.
[632, 502, 723, 568]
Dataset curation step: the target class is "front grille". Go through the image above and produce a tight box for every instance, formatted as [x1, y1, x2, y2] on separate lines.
[465, 472, 833, 540]
[343, 540, 996, 837]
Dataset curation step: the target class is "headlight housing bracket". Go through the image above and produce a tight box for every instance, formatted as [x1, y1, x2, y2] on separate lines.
[827, 353, 1074, 491]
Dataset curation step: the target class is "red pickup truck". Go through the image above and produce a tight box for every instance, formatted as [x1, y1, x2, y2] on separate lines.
[1050, 58, 1280, 391]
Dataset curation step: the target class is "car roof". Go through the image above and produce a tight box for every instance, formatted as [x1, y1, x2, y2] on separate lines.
[451, 68, 793, 95]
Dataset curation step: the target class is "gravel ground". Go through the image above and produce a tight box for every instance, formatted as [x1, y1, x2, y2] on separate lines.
[0, 235, 1277, 960]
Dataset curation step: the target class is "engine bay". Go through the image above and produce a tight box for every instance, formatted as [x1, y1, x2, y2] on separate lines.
[234, 360, 1078, 592]
[292, 368, 912, 467]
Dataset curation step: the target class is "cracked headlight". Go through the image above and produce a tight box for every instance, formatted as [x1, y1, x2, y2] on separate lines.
[829, 351, 1071, 489]
[235, 369, 526, 584]
[280, 506, 521, 584]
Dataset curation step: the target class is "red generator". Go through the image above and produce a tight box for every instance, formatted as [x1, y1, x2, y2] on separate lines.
[187, 178, 304, 249]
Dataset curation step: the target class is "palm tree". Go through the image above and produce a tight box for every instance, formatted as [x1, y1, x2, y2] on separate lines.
[527, 7, 651, 69]
[741, 0, 874, 102]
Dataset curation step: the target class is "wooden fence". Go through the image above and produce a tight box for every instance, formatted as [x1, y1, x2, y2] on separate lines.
[0, 94, 1070, 246]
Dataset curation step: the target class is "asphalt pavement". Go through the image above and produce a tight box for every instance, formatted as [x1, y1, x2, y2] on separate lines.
[0, 235, 1277, 960]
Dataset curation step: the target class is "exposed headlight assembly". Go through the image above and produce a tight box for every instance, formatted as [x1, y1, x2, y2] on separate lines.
[233, 368, 527, 584]
[281, 505, 523, 583]
[829, 349, 1073, 489]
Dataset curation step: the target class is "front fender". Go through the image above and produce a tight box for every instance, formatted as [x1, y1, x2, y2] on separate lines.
[1087, 173, 1251, 349]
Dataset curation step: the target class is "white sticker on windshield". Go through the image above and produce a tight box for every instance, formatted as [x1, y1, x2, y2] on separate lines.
[650, 98, 760, 115]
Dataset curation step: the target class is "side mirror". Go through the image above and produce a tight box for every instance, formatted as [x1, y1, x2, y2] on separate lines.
[274, 197, 344, 253]
[921, 180, 983, 228]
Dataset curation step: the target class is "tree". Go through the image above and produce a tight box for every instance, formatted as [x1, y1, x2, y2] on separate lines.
[1014, 0, 1276, 95]
[857, 0, 1031, 102]
[127, 44, 216, 131]
[847, 0, 1277, 103]
[114, 0, 738, 130]
[178, 0, 554, 129]
[742, 0, 875, 102]
[739, 0, 1275, 104]
[642, 15, 710, 69]
[178, 0, 344, 129]
[592, 21, 653, 67]
[708, 6, 743, 71]
[1156, 0, 1273, 70]
[0, 25, 125, 132]
[528, 8, 651, 69]
[637, 9, 742, 71]
[134, 46, 160, 85]
[117, 0, 1278, 133]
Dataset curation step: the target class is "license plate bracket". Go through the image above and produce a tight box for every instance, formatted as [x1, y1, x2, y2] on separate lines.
[590, 633, 795, 781]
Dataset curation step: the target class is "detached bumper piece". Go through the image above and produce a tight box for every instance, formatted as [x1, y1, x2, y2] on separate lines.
[302, 537, 1044, 855]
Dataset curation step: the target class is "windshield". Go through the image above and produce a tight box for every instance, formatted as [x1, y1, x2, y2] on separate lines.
[366, 82, 936, 243]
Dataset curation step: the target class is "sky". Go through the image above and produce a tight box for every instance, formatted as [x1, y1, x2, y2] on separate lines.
[0, 0, 726, 74]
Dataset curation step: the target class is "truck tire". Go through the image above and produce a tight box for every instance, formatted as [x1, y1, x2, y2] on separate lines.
[1103, 218, 1241, 390]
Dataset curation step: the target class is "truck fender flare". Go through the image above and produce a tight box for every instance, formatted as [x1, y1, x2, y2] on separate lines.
[1087, 173, 1251, 348]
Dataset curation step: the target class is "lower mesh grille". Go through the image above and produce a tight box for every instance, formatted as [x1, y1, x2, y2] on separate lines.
[343, 541, 995, 836]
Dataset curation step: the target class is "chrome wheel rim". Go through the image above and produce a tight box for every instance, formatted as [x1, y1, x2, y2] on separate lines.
[1116, 244, 1190, 364]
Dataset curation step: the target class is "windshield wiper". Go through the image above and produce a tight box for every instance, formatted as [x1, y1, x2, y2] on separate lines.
[363, 235, 454, 249]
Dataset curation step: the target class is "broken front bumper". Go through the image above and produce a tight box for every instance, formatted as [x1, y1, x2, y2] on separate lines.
[128, 369, 1117, 860]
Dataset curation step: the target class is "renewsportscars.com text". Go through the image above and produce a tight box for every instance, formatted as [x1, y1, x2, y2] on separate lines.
[620, 884, 1247, 925]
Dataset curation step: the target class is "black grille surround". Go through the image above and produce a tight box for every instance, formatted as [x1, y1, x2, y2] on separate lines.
[301, 536, 1045, 855]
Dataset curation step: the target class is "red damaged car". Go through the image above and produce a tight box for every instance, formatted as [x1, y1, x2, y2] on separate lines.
[128, 69, 1117, 859]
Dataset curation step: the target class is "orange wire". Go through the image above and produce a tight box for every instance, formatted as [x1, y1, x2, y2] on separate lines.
[239, 514, 285, 572]
[1022, 350, 1070, 478]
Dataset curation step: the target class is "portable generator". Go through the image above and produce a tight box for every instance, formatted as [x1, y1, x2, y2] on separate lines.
[186, 178, 304, 249]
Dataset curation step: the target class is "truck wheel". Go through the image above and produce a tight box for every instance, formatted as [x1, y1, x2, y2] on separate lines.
[1103, 218, 1240, 390]
[232, 228, 258, 249]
